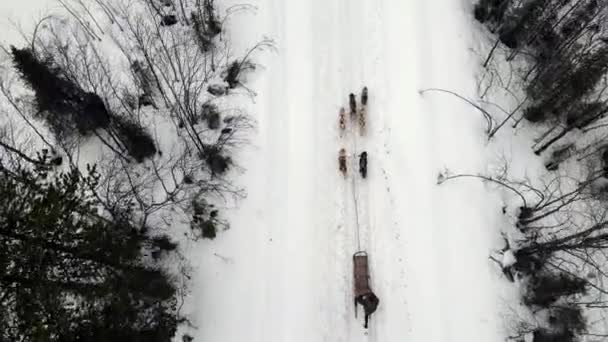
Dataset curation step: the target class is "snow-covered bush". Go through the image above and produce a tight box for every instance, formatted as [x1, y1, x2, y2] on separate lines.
[112, 115, 157, 162]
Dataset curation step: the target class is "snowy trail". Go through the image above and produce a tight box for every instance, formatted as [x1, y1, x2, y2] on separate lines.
[186, 0, 507, 341]
[0, 0, 514, 340]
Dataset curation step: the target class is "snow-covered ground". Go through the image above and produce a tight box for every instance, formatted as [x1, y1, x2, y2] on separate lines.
[180, 0, 514, 341]
[1, 0, 520, 340]
[0, 0, 59, 44]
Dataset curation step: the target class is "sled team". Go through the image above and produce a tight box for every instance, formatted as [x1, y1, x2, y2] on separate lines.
[339, 87, 368, 179]
[338, 87, 380, 330]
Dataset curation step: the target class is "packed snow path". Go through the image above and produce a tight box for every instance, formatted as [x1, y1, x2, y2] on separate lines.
[185, 0, 506, 341]
[0, 0, 512, 340]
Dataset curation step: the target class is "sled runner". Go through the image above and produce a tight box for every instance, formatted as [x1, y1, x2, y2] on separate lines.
[339, 148, 347, 177]
[353, 251, 379, 329]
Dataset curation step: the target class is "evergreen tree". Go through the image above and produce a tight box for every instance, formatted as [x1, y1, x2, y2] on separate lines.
[10, 47, 110, 137]
[0, 156, 178, 341]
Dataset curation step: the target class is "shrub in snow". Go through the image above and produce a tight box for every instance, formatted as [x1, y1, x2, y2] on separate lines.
[473, 3, 489, 23]
[113, 115, 157, 162]
[123, 92, 138, 110]
[139, 93, 155, 108]
[149, 235, 178, 260]
[183, 174, 194, 184]
[547, 305, 586, 336]
[565, 101, 605, 129]
[225, 61, 242, 89]
[224, 60, 256, 89]
[516, 206, 535, 229]
[207, 84, 227, 96]
[473, 0, 509, 26]
[202, 103, 221, 129]
[522, 105, 547, 123]
[523, 272, 587, 307]
[201, 145, 231, 175]
[532, 329, 575, 342]
[498, 24, 519, 49]
[161, 14, 178, 26]
[531, 306, 585, 342]
[600, 147, 608, 175]
[191, 197, 222, 239]
[512, 249, 546, 276]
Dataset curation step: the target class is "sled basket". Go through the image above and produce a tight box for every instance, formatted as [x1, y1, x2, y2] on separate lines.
[353, 251, 372, 297]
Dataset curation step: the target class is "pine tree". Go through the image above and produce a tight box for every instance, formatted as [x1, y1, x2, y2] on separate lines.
[10, 47, 110, 137]
[0, 156, 178, 341]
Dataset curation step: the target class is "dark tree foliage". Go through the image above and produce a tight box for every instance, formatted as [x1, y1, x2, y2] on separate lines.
[191, 197, 220, 239]
[475, 0, 608, 152]
[531, 306, 585, 342]
[224, 60, 255, 90]
[149, 235, 178, 260]
[512, 248, 547, 275]
[565, 101, 607, 129]
[201, 145, 230, 175]
[522, 103, 549, 122]
[112, 115, 158, 162]
[0, 158, 177, 341]
[532, 329, 576, 342]
[161, 15, 178, 26]
[558, 47, 608, 106]
[10, 47, 110, 137]
[474, 0, 510, 26]
[523, 273, 587, 306]
[225, 61, 242, 89]
[547, 306, 586, 335]
[497, 0, 548, 49]
[560, 0, 600, 40]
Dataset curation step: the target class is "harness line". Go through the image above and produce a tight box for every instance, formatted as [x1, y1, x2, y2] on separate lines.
[351, 119, 362, 252]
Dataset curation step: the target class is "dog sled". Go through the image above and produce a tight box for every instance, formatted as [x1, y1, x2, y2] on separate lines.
[353, 251, 379, 329]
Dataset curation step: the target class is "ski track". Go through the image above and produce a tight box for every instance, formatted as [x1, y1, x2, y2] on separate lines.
[186, 0, 507, 341]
